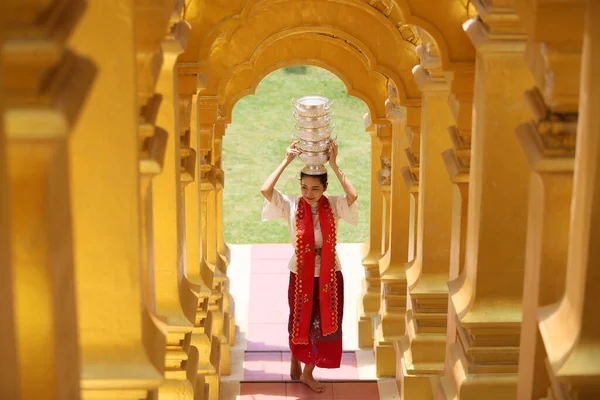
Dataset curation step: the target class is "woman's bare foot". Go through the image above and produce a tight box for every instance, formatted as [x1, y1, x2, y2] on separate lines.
[290, 356, 302, 380]
[300, 372, 325, 393]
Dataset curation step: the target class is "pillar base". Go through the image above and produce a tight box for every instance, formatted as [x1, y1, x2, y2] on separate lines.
[374, 322, 396, 377]
[158, 379, 195, 399]
[357, 303, 374, 348]
[395, 333, 445, 400]
[443, 343, 518, 400]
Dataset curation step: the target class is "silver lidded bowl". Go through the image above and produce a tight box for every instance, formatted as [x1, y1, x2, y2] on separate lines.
[297, 139, 330, 153]
[293, 111, 334, 129]
[292, 96, 334, 118]
[295, 124, 335, 142]
[299, 151, 329, 175]
[292, 96, 336, 175]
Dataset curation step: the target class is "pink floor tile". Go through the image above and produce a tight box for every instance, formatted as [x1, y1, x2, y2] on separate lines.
[278, 352, 359, 381]
[331, 382, 379, 399]
[240, 382, 287, 400]
[252, 244, 295, 260]
[246, 323, 290, 351]
[248, 274, 290, 324]
[286, 382, 334, 400]
[313, 353, 359, 381]
[244, 352, 285, 381]
[251, 258, 292, 275]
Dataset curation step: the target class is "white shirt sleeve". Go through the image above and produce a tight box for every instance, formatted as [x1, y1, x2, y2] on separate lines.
[261, 189, 293, 221]
[330, 194, 359, 226]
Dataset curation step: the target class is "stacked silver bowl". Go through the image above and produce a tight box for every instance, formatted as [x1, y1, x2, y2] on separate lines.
[292, 96, 335, 175]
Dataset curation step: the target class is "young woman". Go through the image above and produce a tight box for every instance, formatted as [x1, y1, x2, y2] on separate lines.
[260, 140, 358, 393]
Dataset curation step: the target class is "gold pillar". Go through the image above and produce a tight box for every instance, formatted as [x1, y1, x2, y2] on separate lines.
[135, 4, 176, 398]
[0, 81, 18, 399]
[374, 88, 411, 377]
[537, 2, 600, 397]
[379, 133, 392, 256]
[152, 13, 199, 398]
[358, 114, 385, 348]
[445, 5, 534, 399]
[213, 124, 231, 268]
[437, 67, 474, 397]
[197, 96, 226, 396]
[184, 89, 219, 400]
[212, 123, 236, 350]
[2, 1, 91, 395]
[401, 106, 422, 264]
[68, 0, 163, 398]
[512, 1, 584, 398]
[398, 51, 454, 400]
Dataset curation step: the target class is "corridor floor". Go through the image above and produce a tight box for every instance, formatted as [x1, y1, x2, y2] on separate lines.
[221, 243, 401, 400]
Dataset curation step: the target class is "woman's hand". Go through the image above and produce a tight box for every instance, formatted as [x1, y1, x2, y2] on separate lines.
[285, 141, 301, 163]
[328, 140, 338, 167]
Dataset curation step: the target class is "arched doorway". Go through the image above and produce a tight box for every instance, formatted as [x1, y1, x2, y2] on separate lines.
[222, 65, 382, 395]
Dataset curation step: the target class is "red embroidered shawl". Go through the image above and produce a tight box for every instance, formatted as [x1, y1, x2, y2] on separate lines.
[291, 196, 339, 345]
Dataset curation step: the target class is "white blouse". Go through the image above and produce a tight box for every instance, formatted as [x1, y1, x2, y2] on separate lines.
[262, 189, 359, 277]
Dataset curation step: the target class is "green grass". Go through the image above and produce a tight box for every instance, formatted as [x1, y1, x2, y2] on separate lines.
[223, 66, 371, 244]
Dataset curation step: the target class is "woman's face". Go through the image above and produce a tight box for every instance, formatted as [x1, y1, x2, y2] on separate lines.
[301, 176, 326, 205]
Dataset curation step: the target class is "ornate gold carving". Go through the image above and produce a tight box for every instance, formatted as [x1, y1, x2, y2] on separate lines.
[397, 24, 421, 47]
[524, 88, 577, 155]
[369, 0, 394, 17]
[400, 165, 419, 191]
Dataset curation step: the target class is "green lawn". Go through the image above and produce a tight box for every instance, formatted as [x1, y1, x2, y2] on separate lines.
[222, 66, 371, 244]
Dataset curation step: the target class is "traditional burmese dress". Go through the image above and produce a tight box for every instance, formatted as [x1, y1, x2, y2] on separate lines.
[262, 189, 358, 368]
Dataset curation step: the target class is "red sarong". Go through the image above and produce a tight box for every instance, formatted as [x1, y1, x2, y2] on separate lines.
[288, 271, 344, 368]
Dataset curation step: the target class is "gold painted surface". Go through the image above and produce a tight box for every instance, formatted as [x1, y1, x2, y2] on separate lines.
[0, 87, 19, 400]
[1, 1, 92, 398]
[183, 0, 421, 104]
[375, 95, 410, 378]
[446, 4, 534, 399]
[538, 3, 600, 397]
[358, 119, 385, 349]
[515, 41, 578, 400]
[398, 58, 454, 400]
[216, 33, 391, 123]
[67, 1, 163, 397]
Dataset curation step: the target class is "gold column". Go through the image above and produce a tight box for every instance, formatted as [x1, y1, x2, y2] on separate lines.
[512, 2, 584, 399]
[374, 86, 411, 377]
[214, 124, 231, 269]
[379, 132, 392, 256]
[437, 66, 474, 398]
[398, 48, 454, 400]
[537, 1, 600, 397]
[358, 114, 385, 348]
[207, 124, 233, 376]
[197, 96, 225, 397]
[0, 80, 18, 399]
[2, 1, 91, 396]
[68, 0, 163, 398]
[152, 12, 199, 398]
[437, 95, 472, 398]
[135, 4, 176, 398]
[400, 106, 422, 265]
[212, 123, 236, 350]
[184, 88, 219, 400]
[445, 4, 534, 399]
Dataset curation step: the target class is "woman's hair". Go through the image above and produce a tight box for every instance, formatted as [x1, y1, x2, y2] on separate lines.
[300, 172, 328, 188]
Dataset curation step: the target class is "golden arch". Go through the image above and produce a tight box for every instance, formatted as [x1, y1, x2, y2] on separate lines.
[218, 33, 391, 123]
[193, 0, 423, 103]
[386, 0, 476, 67]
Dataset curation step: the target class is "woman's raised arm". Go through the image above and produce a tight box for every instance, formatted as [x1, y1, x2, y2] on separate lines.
[328, 141, 358, 206]
[261, 141, 300, 202]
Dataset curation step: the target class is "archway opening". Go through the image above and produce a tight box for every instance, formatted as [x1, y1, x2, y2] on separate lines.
[223, 65, 371, 245]
[222, 65, 374, 382]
